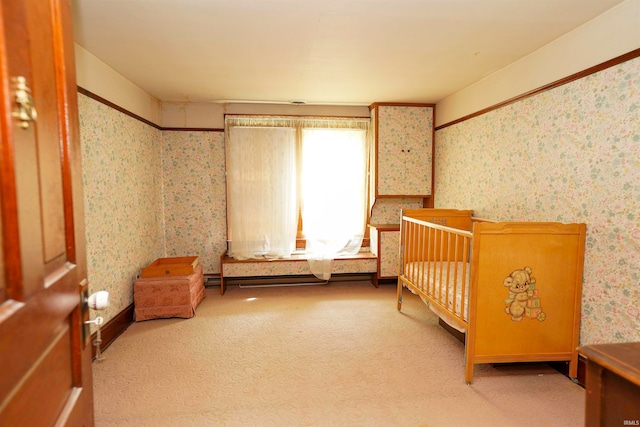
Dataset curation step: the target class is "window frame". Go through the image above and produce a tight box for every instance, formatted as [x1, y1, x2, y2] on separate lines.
[225, 114, 372, 252]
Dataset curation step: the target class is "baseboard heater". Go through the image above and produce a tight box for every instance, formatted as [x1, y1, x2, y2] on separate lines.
[205, 273, 373, 288]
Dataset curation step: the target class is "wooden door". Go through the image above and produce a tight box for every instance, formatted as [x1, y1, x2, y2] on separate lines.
[0, 0, 94, 425]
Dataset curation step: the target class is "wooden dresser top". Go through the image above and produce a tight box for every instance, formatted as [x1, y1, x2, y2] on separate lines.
[579, 342, 640, 387]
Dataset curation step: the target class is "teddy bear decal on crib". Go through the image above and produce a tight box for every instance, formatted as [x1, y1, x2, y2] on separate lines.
[503, 267, 546, 322]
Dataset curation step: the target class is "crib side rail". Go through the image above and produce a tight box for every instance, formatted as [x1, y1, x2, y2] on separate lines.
[399, 215, 473, 328]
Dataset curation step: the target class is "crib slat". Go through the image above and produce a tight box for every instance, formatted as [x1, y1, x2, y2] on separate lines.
[460, 235, 469, 321]
[438, 229, 445, 302]
[435, 228, 439, 296]
[406, 220, 412, 277]
[452, 233, 459, 316]
[420, 226, 425, 292]
[427, 225, 433, 295]
[415, 221, 420, 286]
[414, 221, 420, 288]
[444, 231, 452, 310]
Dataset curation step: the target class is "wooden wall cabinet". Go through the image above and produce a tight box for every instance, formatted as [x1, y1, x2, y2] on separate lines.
[370, 103, 435, 198]
[579, 342, 640, 427]
[369, 224, 400, 287]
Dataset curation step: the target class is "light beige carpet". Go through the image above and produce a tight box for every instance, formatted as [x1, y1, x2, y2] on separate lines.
[93, 281, 585, 426]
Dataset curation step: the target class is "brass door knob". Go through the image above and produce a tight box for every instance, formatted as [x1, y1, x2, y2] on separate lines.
[12, 76, 38, 129]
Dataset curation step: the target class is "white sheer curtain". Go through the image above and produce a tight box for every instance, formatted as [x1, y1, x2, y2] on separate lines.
[225, 115, 370, 279]
[226, 126, 298, 259]
[301, 128, 368, 280]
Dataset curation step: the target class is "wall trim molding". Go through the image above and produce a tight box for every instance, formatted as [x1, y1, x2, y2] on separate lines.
[77, 86, 224, 132]
[78, 87, 161, 130]
[436, 47, 640, 131]
[162, 127, 224, 132]
[91, 303, 134, 360]
[80, 47, 640, 133]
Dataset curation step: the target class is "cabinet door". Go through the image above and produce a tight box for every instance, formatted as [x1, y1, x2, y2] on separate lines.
[375, 105, 433, 197]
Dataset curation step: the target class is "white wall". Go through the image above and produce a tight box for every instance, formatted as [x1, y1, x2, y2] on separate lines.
[436, 0, 640, 127]
[76, 0, 640, 128]
[74, 44, 163, 125]
[75, 44, 369, 128]
[161, 102, 226, 129]
[160, 102, 370, 129]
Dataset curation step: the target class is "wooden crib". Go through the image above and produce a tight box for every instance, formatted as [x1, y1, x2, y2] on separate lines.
[397, 209, 586, 383]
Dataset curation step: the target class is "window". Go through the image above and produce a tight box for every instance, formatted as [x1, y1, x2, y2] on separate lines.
[226, 125, 298, 259]
[225, 115, 370, 279]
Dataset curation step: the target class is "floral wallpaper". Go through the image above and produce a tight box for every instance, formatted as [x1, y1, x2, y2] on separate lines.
[161, 131, 227, 274]
[434, 57, 640, 344]
[370, 198, 424, 224]
[78, 94, 165, 324]
[80, 92, 399, 326]
[378, 231, 400, 278]
[79, 96, 231, 325]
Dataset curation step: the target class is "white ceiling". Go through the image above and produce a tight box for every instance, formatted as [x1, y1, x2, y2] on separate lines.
[72, 0, 626, 106]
